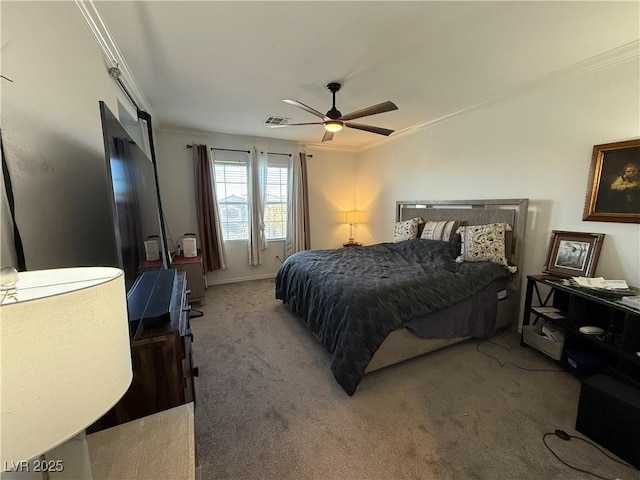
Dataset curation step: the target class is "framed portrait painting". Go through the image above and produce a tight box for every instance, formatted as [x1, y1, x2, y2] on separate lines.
[583, 139, 640, 223]
[543, 231, 604, 278]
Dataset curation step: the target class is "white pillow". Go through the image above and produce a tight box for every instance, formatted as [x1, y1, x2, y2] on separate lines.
[455, 223, 517, 273]
[393, 218, 422, 243]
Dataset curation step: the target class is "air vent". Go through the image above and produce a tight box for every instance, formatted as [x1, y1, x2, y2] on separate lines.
[264, 116, 290, 126]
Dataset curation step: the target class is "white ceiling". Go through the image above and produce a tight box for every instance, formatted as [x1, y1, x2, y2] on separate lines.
[95, 1, 639, 150]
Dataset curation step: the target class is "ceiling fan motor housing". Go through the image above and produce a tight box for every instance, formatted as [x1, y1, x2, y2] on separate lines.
[326, 83, 342, 119]
[326, 108, 342, 120]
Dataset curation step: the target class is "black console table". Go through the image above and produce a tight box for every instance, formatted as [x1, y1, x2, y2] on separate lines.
[521, 275, 640, 383]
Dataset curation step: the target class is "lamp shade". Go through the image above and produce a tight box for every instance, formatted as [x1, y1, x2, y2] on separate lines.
[345, 210, 362, 225]
[0, 267, 132, 464]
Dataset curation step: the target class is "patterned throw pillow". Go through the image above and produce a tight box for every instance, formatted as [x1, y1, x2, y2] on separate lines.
[455, 223, 517, 273]
[420, 220, 461, 242]
[393, 218, 422, 243]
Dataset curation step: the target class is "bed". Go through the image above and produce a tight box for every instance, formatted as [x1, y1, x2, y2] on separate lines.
[275, 199, 528, 395]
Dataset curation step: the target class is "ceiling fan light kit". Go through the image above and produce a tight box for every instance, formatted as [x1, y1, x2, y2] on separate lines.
[275, 82, 398, 142]
[324, 121, 343, 133]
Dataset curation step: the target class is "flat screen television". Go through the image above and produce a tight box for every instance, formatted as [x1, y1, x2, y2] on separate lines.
[99, 101, 170, 290]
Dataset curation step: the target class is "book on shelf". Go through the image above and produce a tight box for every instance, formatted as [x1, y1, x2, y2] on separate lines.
[620, 296, 640, 310]
[572, 277, 629, 290]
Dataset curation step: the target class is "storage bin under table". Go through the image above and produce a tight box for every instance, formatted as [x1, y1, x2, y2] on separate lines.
[522, 324, 564, 360]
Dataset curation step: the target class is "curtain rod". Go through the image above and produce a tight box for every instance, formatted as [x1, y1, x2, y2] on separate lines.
[262, 151, 291, 157]
[186, 145, 249, 154]
[116, 77, 139, 112]
[186, 144, 310, 158]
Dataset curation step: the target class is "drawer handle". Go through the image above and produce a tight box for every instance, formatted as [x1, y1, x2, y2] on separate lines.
[192, 367, 200, 377]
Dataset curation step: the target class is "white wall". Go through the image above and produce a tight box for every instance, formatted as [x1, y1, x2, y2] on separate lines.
[305, 146, 359, 248]
[1, 2, 141, 270]
[356, 57, 640, 288]
[154, 130, 357, 284]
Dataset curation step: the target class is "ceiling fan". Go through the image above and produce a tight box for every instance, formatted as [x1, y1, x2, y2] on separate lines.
[272, 82, 398, 142]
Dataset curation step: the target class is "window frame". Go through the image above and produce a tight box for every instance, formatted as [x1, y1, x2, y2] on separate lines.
[264, 159, 289, 241]
[212, 152, 290, 243]
[213, 157, 249, 242]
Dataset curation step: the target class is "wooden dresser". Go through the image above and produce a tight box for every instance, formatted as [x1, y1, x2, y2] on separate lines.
[90, 271, 198, 432]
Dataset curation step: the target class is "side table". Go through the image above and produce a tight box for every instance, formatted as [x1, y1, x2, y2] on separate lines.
[172, 253, 206, 302]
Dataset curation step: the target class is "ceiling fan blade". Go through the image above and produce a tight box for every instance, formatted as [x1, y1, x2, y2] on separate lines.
[283, 99, 326, 119]
[321, 130, 334, 142]
[268, 122, 324, 128]
[339, 101, 398, 121]
[345, 122, 394, 136]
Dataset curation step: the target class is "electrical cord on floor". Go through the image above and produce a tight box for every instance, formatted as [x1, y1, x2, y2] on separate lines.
[543, 430, 635, 480]
[476, 337, 565, 372]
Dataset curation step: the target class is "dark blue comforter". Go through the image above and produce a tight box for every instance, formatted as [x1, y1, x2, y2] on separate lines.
[275, 239, 511, 395]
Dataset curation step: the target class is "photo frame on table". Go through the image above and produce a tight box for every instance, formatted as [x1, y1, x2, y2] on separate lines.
[543, 230, 605, 278]
[583, 138, 640, 223]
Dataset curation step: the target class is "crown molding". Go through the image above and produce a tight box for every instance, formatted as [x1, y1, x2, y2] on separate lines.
[358, 40, 640, 153]
[71, 2, 637, 157]
[74, 0, 152, 113]
[301, 141, 361, 152]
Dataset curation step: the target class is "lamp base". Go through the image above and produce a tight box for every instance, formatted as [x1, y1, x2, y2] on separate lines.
[343, 239, 362, 247]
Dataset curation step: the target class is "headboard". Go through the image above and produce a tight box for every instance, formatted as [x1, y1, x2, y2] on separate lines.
[396, 198, 529, 296]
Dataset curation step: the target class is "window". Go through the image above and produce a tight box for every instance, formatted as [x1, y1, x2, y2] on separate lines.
[214, 161, 248, 241]
[213, 153, 289, 242]
[265, 164, 288, 240]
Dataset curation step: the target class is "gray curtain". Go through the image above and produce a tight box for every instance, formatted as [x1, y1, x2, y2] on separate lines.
[285, 151, 310, 256]
[193, 144, 227, 271]
[247, 147, 267, 265]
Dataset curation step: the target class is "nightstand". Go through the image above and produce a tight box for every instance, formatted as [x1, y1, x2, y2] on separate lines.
[171, 253, 206, 302]
[343, 241, 362, 247]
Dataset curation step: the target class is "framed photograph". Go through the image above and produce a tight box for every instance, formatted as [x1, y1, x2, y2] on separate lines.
[583, 138, 640, 223]
[543, 230, 605, 278]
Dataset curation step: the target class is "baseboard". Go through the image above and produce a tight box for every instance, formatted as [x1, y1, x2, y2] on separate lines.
[206, 273, 276, 286]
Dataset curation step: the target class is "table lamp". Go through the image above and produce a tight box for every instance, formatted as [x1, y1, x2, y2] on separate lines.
[0, 266, 133, 479]
[344, 210, 362, 244]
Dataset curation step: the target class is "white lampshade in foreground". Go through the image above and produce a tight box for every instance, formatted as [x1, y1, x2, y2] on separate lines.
[0, 267, 132, 465]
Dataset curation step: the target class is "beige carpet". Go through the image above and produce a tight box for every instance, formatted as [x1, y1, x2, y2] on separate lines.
[191, 279, 638, 480]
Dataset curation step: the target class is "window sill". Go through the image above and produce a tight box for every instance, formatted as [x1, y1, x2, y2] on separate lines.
[223, 238, 286, 243]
